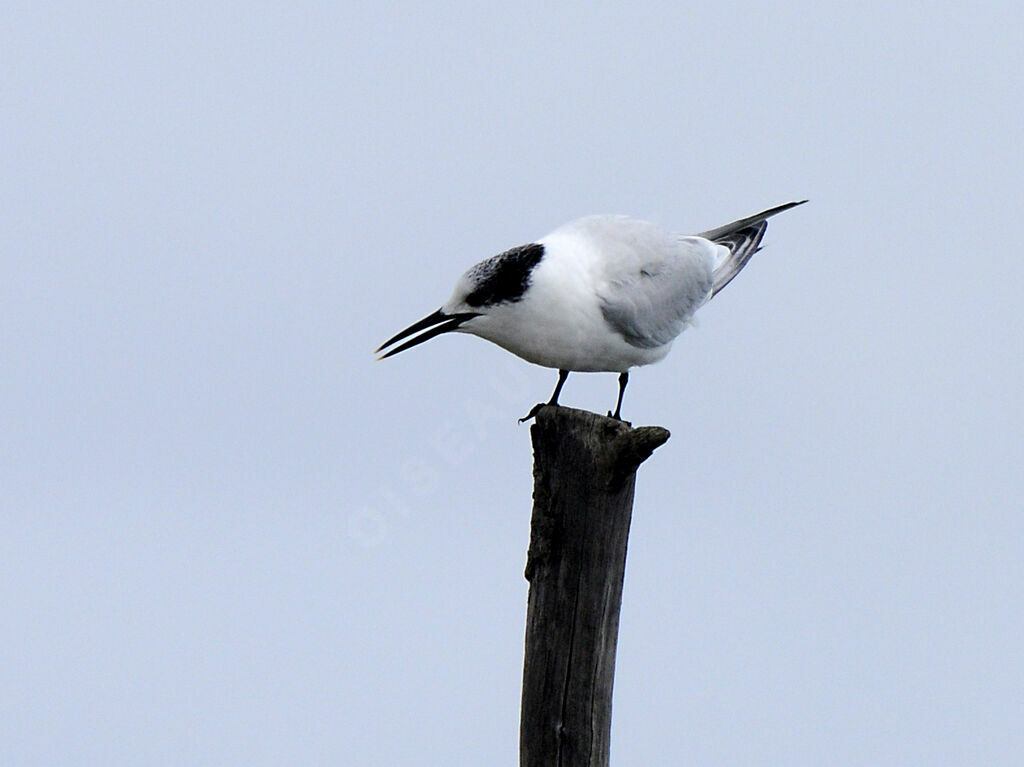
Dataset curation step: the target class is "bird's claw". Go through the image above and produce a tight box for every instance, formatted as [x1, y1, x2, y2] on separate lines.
[518, 403, 547, 423]
[607, 410, 630, 424]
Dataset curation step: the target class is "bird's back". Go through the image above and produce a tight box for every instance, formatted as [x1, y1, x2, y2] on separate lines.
[540, 215, 719, 351]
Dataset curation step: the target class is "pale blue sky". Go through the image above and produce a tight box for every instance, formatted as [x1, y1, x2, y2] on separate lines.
[3, 2, 1022, 765]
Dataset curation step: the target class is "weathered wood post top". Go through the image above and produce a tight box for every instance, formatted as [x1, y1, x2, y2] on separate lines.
[520, 405, 670, 767]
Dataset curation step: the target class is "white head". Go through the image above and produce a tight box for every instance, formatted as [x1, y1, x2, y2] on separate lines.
[376, 242, 545, 359]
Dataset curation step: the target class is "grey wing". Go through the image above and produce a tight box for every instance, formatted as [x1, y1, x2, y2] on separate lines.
[598, 235, 716, 349]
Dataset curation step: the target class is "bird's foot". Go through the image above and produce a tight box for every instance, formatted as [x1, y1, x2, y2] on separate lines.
[606, 410, 631, 425]
[518, 403, 549, 423]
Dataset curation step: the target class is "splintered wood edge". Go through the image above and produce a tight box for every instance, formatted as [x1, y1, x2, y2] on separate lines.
[604, 426, 670, 489]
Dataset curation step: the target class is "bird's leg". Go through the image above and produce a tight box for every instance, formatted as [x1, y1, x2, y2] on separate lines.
[519, 369, 569, 423]
[608, 371, 629, 421]
[548, 369, 569, 405]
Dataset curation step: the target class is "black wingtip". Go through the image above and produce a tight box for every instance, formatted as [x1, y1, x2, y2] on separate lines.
[698, 200, 808, 242]
[763, 199, 808, 217]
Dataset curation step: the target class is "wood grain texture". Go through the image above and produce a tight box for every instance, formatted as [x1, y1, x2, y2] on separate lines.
[521, 406, 670, 767]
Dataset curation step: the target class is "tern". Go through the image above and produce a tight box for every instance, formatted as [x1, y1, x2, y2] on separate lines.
[377, 200, 806, 420]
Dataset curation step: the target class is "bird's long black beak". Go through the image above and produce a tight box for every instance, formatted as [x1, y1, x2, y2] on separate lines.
[376, 308, 480, 360]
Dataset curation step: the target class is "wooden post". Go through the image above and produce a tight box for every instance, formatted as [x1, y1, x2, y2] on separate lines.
[520, 406, 670, 767]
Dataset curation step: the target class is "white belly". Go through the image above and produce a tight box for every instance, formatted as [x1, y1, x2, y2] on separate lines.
[462, 271, 674, 372]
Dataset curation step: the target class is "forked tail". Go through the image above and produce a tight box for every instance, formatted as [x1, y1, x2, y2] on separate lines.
[701, 200, 807, 297]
